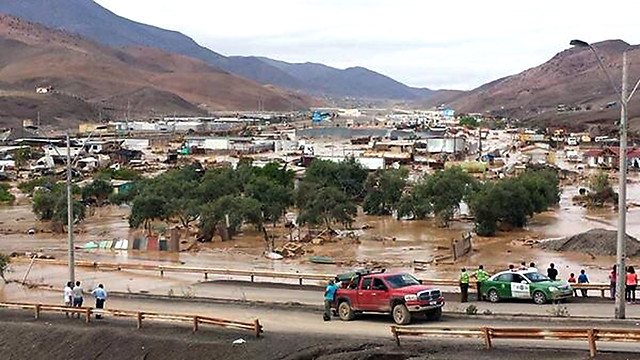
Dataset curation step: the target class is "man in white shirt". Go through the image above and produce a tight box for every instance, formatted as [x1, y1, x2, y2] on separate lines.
[63, 281, 73, 318]
[528, 262, 538, 272]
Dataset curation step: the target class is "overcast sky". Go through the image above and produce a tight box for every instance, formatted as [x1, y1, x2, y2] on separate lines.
[95, 0, 640, 90]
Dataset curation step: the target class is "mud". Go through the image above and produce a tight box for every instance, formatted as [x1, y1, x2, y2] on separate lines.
[540, 229, 640, 257]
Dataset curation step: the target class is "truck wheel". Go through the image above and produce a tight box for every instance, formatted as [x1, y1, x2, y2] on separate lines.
[392, 304, 411, 325]
[533, 291, 547, 305]
[488, 289, 500, 303]
[338, 301, 355, 321]
[426, 307, 442, 321]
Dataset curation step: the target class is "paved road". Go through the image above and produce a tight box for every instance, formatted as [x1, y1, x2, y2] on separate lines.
[2, 283, 640, 356]
[7, 262, 640, 319]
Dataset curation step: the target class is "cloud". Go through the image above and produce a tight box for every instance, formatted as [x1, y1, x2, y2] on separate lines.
[96, 0, 640, 90]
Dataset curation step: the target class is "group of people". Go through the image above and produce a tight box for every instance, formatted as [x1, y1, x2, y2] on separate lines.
[608, 265, 638, 303]
[63, 281, 108, 318]
[458, 262, 639, 303]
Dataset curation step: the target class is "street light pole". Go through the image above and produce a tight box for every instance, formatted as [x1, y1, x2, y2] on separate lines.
[66, 130, 75, 284]
[570, 40, 635, 319]
[615, 52, 628, 319]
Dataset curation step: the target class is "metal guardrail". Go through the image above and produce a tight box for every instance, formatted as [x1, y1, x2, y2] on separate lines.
[390, 326, 640, 357]
[18, 258, 613, 296]
[0, 301, 263, 337]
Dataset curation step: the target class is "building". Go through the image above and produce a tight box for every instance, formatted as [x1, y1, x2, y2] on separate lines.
[583, 147, 640, 169]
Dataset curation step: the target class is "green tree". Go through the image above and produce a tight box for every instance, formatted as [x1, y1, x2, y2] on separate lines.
[397, 182, 433, 220]
[304, 158, 368, 200]
[13, 147, 31, 170]
[423, 167, 475, 226]
[246, 176, 292, 225]
[296, 185, 357, 229]
[0, 183, 15, 204]
[362, 168, 408, 215]
[459, 116, 479, 128]
[18, 176, 56, 194]
[128, 194, 170, 231]
[198, 195, 263, 241]
[82, 178, 113, 205]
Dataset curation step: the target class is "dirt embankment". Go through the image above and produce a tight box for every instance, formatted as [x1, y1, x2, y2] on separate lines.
[0, 310, 635, 360]
[539, 229, 640, 257]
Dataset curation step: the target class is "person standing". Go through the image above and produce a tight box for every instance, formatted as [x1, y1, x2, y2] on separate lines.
[460, 268, 469, 303]
[72, 281, 84, 318]
[626, 266, 638, 303]
[578, 269, 589, 297]
[474, 265, 489, 301]
[519, 262, 527, 271]
[528, 262, 538, 272]
[91, 284, 108, 319]
[323, 279, 339, 321]
[63, 281, 74, 318]
[609, 265, 617, 300]
[547, 263, 558, 281]
[568, 273, 577, 297]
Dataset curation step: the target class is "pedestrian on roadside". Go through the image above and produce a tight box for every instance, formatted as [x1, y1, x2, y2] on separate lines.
[568, 273, 577, 297]
[578, 269, 589, 297]
[460, 268, 469, 303]
[528, 262, 538, 272]
[474, 265, 489, 301]
[519, 262, 527, 271]
[72, 281, 84, 318]
[509, 264, 516, 272]
[91, 284, 108, 319]
[547, 263, 558, 281]
[609, 265, 617, 300]
[626, 266, 638, 303]
[323, 279, 339, 321]
[63, 281, 74, 318]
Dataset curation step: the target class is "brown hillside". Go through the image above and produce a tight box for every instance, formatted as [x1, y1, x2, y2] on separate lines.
[0, 14, 316, 129]
[444, 40, 640, 134]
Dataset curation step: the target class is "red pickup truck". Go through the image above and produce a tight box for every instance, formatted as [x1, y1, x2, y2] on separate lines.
[333, 272, 444, 325]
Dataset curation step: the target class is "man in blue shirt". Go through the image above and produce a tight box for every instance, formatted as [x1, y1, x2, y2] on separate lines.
[323, 279, 340, 321]
[91, 284, 108, 319]
[578, 270, 589, 297]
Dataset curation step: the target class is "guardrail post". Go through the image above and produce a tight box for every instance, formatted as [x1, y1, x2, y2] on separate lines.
[299, 277, 303, 286]
[85, 308, 91, 324]
[204, 273, 208, 280]
[251, 274, 254, 283]
[482, 326, 493, 349]
[136, 312, 143, 329]
[160, 270, 164, 277]
[391, 326, 400, 346]
[193, 316, 199, 333]
[34, 304, 40, 320]
[254, 319, 262, 338]
[587, 329, 597, 358]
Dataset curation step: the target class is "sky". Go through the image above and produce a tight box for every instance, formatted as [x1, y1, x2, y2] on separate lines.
[95, 0, 640, 90]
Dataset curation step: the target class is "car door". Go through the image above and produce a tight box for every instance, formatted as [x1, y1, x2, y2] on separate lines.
[510, 274, 531, 299]
[369, 278, 393, 312]
[491, 273, 514, 299]
[357, 277, 374, 311]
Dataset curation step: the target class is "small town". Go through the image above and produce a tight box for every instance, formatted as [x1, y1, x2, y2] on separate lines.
[0, 1, 640, 360]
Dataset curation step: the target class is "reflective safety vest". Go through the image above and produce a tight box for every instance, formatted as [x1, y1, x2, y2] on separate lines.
[476, 269, 489, 282]
[460, 272, 470, 284]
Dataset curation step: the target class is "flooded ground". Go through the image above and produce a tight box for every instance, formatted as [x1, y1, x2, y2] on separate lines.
[1, 179, 640, 284]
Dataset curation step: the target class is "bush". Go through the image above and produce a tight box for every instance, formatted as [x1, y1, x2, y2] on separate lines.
[18, 176, 56, 194]
[0, 183, 15, 204]
[0, 253, 10, 283]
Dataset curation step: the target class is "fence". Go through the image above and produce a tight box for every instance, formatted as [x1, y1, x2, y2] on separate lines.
[18, 258, 613, 296]
[390, 326, 640, 357]
[0, 301, 263, 337]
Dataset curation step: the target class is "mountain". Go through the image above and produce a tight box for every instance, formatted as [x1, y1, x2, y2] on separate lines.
[0, 14, 314, 128]
[442, 40, 640, 132]
[0, 0, 432, 100]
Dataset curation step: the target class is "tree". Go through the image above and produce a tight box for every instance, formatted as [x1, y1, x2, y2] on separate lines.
[128, 194, 170, 231]
[423, 167, 475, 226]
[579, 172, 618, 207]
[363, 168, 408, 215]
[304, 158, 368, 200]
[246, 176, 292, 225]
[297, 185, 357, 228]
[32, 186, 85, 232]
[0, 183, 15, 204]
[0, 253, 9, 283]
[13, 147, 31, 170]
[198, 195, 263, 241]
[397, 182, 433, 220]
[459, 115, 479, 128]
[82, 178, 113, 205]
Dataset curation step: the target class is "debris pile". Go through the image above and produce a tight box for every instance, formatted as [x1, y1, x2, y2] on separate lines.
[539, 229, 640, 257]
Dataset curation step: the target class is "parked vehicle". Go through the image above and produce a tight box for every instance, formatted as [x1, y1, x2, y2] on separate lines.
[333, 271, 444, 325]
[480, 270, 573, 305]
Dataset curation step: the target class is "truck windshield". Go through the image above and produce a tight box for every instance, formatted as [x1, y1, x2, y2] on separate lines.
[523, 272, 550, 283]
[385, 274, 420, 288]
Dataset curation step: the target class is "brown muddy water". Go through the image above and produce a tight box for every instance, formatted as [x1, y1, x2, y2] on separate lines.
[1, 182, 640, 282]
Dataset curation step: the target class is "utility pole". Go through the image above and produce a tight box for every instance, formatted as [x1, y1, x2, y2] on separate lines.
[66, 130, 75, 284]
[614, 51, 628, 319]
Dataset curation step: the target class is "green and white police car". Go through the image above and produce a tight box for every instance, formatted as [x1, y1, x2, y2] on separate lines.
[480, 270, 573, 304]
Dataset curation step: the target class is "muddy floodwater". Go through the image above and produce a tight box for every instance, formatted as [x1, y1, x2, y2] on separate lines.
[1, 180, 640, 283]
